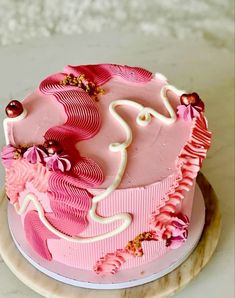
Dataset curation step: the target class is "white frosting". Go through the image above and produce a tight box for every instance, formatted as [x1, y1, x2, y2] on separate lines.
[154, 72, 168, 82]
[3, 109, 27, 145]
[11, 84, 180, 243]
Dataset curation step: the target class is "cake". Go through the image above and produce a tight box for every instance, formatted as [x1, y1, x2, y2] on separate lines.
[1, 64, 211, 278]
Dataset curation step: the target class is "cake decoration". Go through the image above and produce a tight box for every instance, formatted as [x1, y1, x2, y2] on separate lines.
[60, 73, 105, 101]
[44, 153, 71, 172]
[126, 231, 158, 256]
[94, 249, 132, 275]
[165, 214, 189, 249]
[3, 99, 27, 145]
[43, 140, 63, 155]
[1, 64, 212, 275]
[23, 145, 47, 164]
[1, 144, 20, 167]
[94, 108, 211, 274]
[5, 100, 24, 118]
[177, 92, 205, 120]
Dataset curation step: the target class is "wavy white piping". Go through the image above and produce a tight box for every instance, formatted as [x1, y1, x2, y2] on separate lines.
[14, 193, 131, 243]
[12, 84, 180, 243]
[3, 109, 27, 145]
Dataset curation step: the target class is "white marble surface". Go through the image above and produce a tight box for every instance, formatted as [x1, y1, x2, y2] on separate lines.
[0, 33, 234, 298]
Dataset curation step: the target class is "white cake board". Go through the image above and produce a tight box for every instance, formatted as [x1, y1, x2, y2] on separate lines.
[8, 184, 205, 290]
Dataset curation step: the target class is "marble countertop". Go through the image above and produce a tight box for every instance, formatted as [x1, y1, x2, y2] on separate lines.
[0, 33, 234, 298]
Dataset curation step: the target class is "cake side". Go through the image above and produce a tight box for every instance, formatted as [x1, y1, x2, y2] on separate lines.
[1, 64, 211, 274]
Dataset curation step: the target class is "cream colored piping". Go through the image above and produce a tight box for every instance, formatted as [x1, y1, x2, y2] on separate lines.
[13, 84, 180, 243]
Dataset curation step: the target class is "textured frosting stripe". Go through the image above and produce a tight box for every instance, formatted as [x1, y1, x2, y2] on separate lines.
[39, 72, 103, 188]
[64, 64, 153, 85]
[94, 112, 211, 273]
[44, 90, 101, 141]
[24, 210, 59, 261]
[47, 172, 92, 236]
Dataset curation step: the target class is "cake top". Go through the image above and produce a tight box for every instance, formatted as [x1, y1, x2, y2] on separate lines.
[1, 64, 211, 267]
[2, 64, 204, 191]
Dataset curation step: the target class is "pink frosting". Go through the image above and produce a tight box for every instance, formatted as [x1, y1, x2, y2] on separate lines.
[5, 159, 49, 203]
[177, 104, 200, 120]
[23, 145, 47, 164]
[165, 214, 189, 249]
[93, 112, 211, 274]
[94, 249, 132, 275]
[24, 210, 59, 260]
[3, 64, 211, 271]
[1, 144, 17, 168]
[44, 153, 71, 172]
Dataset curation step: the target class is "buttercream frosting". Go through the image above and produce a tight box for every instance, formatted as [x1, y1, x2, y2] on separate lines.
[1, 64, 211, 274]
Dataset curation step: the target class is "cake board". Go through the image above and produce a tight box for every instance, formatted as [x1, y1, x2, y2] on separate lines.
[0, 172, 221, 297]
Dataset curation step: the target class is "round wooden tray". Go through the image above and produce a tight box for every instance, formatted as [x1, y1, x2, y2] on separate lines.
[0, 172, 221, 298]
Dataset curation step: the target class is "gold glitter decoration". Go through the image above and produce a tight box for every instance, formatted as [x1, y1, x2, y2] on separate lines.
[60, 74, 105, 101]
[125, 231, 155, 256]
[14, 145, 29, 159]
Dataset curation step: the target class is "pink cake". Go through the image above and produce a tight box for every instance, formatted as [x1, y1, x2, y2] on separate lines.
[1, 64, 211, 275]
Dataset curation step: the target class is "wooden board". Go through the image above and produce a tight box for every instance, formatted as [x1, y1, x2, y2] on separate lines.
[0, 173, 221, 298]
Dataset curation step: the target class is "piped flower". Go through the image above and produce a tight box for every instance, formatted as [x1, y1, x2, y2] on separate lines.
[177, 92, 205, 121]
[44, 153, 71, 172]
[23, 145, 47, 164]
[1, 144, 18, 168]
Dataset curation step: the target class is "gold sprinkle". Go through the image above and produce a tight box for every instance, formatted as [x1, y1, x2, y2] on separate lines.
[60, 74, 105, 101]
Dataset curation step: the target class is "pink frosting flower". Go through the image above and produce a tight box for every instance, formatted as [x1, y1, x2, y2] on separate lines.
[166, 214, 189, 249]
[23, 145, 47, 164]
[44, 153, 71, 172]
[1, 144, 17, 168]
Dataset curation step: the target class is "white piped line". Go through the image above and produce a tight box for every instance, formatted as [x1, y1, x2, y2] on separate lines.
[13, 84, 179, 243]
[154, 72, 168, 82]
[3, 109, 27, 145]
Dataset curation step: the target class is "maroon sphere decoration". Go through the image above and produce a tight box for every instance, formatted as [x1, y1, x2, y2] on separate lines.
[43, 140, 63, 155]
[5, 100, 24, 118]
[180, 92, 201, 106]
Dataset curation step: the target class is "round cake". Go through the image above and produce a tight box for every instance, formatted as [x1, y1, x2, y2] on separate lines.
[1, 64, 211, 283]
